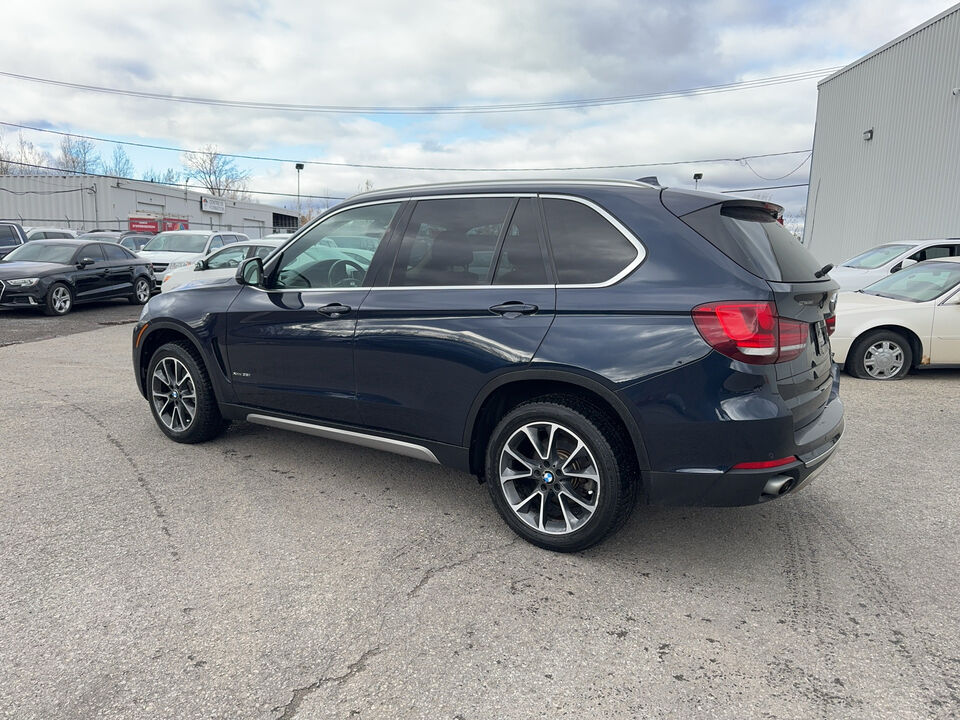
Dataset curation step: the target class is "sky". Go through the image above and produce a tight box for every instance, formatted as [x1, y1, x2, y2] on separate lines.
[1, 0, 956, 221]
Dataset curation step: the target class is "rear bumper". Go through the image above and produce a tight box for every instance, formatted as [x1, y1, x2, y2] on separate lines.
[643, 400, 844, 507]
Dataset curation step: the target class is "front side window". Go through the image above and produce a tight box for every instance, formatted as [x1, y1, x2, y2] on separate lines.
[543, 198, 638, 285]
[206, 246, 248, 269]
[101, 243, 131, 261]
[270, 202, 401, 289]
[78, 244, 106, 263]
[388, 197, 511, 286]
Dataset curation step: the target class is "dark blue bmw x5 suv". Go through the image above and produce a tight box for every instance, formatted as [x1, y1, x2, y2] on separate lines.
[133, 180, 843, 551]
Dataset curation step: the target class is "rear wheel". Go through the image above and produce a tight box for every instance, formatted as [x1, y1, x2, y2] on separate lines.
[147, 342, 228, 443]
[42, 282, 73, 316]
[848, 330, 912, 380]
[130, 276, 151, 305]
[485, 396, 638, 552]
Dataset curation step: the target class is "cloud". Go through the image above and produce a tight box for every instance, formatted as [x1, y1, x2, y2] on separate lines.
[1, 0, 956, 218]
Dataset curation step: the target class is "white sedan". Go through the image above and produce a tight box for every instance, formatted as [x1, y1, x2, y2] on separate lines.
[832, 257, 960, 380]
[160, 239, 283, 292]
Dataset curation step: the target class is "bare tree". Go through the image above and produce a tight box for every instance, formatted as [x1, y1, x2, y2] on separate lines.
[58, 136, 101, 174]
[0, 132, 54, 174]
[104, 145, 134, 178]
[141, 167, 181, 185]
[181, 144, 249, 199]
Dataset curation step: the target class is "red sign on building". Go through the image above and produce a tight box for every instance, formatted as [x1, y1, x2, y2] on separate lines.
[128, 217, 160, 233]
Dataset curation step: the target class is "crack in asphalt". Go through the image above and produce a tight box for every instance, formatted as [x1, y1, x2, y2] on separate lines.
[407, 539, 519, 599]
[0, 377, 180, 561]
[272, 646, 383, 720]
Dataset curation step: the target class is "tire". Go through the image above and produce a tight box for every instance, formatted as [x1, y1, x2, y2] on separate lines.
[485, 395, 638, 552]
[146, 342, 229, 443]
[129, 276, 152, 305]
[42, 282, 73, 316]
[848, 329, 912, 380]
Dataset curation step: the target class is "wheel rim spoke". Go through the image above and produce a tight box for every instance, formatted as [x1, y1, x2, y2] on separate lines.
[151, 356, 196, 432]
[499, 420, 601, 536]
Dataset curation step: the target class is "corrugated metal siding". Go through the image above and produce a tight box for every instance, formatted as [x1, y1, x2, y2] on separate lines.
[0, 175, 296, 235]
[803, 6, 960, 265]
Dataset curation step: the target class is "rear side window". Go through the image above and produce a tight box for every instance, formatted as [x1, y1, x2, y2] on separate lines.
[389, 197, 512, 286]
[682, 204, 823, 283]
[542, 198, 638, 285]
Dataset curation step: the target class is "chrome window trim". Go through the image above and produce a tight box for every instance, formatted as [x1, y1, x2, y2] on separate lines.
[246, 413, 439, 464]
[253, 192, 646, 294]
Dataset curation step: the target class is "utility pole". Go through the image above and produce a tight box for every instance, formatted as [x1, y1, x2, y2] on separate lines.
[295, 163, 304, 226]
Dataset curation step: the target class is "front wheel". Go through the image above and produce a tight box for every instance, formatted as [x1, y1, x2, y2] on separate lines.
[42, 282, 73, 316]
[848, 330, 912, 380]
[485, 396, 638, 552]
[130, 276, 152, 305]
[146, 342, 228, 443]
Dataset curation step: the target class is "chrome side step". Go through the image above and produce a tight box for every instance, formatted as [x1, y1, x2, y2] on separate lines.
[246, 413, 440, 464]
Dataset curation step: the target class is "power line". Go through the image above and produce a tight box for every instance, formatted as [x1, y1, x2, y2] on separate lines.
[741, 153, 811, 181]
[0, 160, 346, 201]
[0, 66, 843, 115]
[2, 120, 814, 172]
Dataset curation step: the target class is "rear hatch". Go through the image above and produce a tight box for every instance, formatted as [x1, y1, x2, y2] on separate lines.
[669, 195, 838, 432]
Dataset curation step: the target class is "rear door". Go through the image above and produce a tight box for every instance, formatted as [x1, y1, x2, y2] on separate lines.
[354, 196, 556, 445]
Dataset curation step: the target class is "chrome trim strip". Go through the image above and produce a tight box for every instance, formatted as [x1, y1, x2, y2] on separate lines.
[246, 413, 440, 464]
[803, 436, 842, 468]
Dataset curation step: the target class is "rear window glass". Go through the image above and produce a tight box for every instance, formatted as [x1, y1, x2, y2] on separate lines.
[681, 204, 824, 283]
[542, 198, 638, 284]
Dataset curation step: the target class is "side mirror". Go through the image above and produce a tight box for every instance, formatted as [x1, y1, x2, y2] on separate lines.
[78, 257, 95, 268]
[236, 256, 264, 287]
[892, 258, 917, 273]
[194, 260, 206, 271]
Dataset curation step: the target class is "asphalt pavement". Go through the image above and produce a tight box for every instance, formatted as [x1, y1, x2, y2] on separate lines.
[0, 310, 958, 719]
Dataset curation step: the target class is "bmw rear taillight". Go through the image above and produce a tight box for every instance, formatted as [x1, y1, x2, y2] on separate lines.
[692, 301, 807, 365]
[731, 456, 797, 470]
[825, 314, 836, 336]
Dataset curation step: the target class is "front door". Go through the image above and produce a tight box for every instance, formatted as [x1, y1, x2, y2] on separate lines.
[225, 201, 404, 425]
[931, 296, 960, 362]
[72, 243, 110, 301]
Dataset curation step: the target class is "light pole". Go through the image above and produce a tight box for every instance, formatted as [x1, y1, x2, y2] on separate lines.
[295, 163, 304, 227]
[693, 172, 703, 190]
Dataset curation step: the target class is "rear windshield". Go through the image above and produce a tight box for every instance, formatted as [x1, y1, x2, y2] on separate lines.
[840, 244, 911, 269]
[681, 204, 824, 283]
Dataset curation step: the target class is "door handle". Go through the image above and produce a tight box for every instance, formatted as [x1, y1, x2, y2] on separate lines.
[489, 301, 539, 316]
[317, 303, 352, 317]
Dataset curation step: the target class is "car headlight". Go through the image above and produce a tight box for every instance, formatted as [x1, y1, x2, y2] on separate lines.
[6, 277, 39, 287]
[166, 260, 191, 271]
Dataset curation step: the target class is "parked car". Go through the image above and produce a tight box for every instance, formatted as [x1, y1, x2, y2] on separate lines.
[160, 239, 284, 292]
[0, 221, 27, 260]
[139, 230, 249, 287]
[829, 238, 960, 291]
[132, 180, 843, 551]
[0, 238, 153, 315]
[262, 232, 295, 240]
[118, 233, 154, 252]
[24, 227, 78, 241]
[831, 257, 960, 379]
[79, 231, 123, 242]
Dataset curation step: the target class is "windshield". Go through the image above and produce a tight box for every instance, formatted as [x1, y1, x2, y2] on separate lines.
[3, 243, 76, 264]
[841, 244, 911, 269]
[862, 262, 960, 302]
[143, 232, 208, 253]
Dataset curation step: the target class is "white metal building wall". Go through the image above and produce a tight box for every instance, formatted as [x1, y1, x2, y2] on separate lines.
[0, 175, 296, 236]
[803, 4, 960, 265]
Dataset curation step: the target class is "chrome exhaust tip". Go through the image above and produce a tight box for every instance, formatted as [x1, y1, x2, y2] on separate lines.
[760, 475, 795, 501]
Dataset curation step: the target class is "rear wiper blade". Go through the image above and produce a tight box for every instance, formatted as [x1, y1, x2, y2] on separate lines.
[814, 263, 834, 279]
